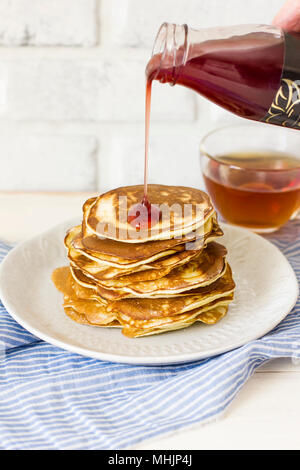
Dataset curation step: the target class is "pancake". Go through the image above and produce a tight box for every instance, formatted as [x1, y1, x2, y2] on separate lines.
[71, 260, 234, 304]
[52, 265, 233, 337]
[70, 266, 98, 291]
[53, 266, 100, 302]
[52, 185, 235, 338]
[52, 267, 119, 327]
[121, 305, 229, 337]
[66, 222, 223, 283]
[64, 307, 120, 328]
[76, 214, 222, 268]
[65, 300, 230, 337]
[92, 242, 227, 296]
[108, 264, 235, 319]
[84, 185, 214, 242]
[64, 307, 91, 325]
[71, 260, 233, 305]
[67, 228, 201, 281]
[64, 300, 118, 325]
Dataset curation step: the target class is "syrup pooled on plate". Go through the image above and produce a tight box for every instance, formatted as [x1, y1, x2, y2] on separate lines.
[203, 151, 300, 231]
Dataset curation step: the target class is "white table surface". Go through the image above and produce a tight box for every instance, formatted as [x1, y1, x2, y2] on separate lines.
[0, 191, 299, 450]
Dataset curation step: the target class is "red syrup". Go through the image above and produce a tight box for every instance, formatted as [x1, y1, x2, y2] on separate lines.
[127, 78, 161, 231]
[129, 28, 300, 231]
[127, 195, 161, 231]
[146, 31, 286, 121]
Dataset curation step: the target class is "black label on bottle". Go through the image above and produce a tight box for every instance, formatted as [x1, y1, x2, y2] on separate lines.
[261, 32, 300, 128]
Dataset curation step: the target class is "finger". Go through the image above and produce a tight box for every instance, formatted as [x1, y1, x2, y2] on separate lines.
[272, 0, 300, 32]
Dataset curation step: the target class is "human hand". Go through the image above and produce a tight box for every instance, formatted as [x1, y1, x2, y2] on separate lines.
[273, 0, 300, 31]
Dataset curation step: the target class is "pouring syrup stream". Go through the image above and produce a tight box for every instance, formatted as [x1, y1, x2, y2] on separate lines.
[143, 78, 151, 201]
[127, 77, 161, 230]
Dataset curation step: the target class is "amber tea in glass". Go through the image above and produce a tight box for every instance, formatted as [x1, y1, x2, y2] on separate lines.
[200, 124, 300, 232]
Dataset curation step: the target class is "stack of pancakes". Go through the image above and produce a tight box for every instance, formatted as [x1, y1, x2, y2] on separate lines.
[52, 185, 235, 337]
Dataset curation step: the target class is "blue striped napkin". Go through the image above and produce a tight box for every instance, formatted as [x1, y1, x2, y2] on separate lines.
[0, 221, 299, 450]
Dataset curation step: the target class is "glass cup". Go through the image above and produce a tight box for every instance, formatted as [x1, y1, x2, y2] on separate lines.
[200, 123, 300, 233]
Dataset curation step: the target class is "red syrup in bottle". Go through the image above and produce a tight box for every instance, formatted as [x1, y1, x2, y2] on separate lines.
[146, 30, 283, 121]
[146, 23, 300, 127]
[127, 77, 161, 231]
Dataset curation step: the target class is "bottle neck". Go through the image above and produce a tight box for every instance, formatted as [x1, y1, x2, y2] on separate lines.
[147, 23, 189, 85]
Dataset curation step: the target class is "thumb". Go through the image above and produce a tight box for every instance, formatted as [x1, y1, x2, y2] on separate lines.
[272, 0, 300, 32]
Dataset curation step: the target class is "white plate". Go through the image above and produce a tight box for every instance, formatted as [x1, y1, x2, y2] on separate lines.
[0, 219, 298, 365]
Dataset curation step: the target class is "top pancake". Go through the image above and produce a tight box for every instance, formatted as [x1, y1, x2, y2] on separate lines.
[84, 185, 214, 243]
[79, 213, 220, 266]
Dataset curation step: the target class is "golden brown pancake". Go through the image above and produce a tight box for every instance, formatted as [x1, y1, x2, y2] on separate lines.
[52, 186, 235, 338]
[70, 266, 98, 290]
[64, 307, 91, 325]
[92, 242, 227, 296]
[52, 264, 234, 338]
[108, 265, 235, 319]
[67, 228, 201, 281]
[120, 305, 229, 337]
[84, 185, 214, 242]
[65, 221, 223, 284]
[64, 307, 120, 328]
[70, 260, 233, 306]
[52, 267, 119, 327]
[76, 214, 222, 268]
[64, 303, 229, 337]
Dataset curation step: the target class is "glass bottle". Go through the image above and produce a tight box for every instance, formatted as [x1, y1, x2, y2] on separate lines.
[146, 23, 300, 128]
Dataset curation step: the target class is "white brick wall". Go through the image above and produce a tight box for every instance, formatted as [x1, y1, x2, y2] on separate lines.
[0, 0, 97, 46]
[0, 134, 97, 190]
[0, 57, 195, 121]
[97, 123, 208, 192]
[0, 0, 286, 191]
[103, 0, 284, 48]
